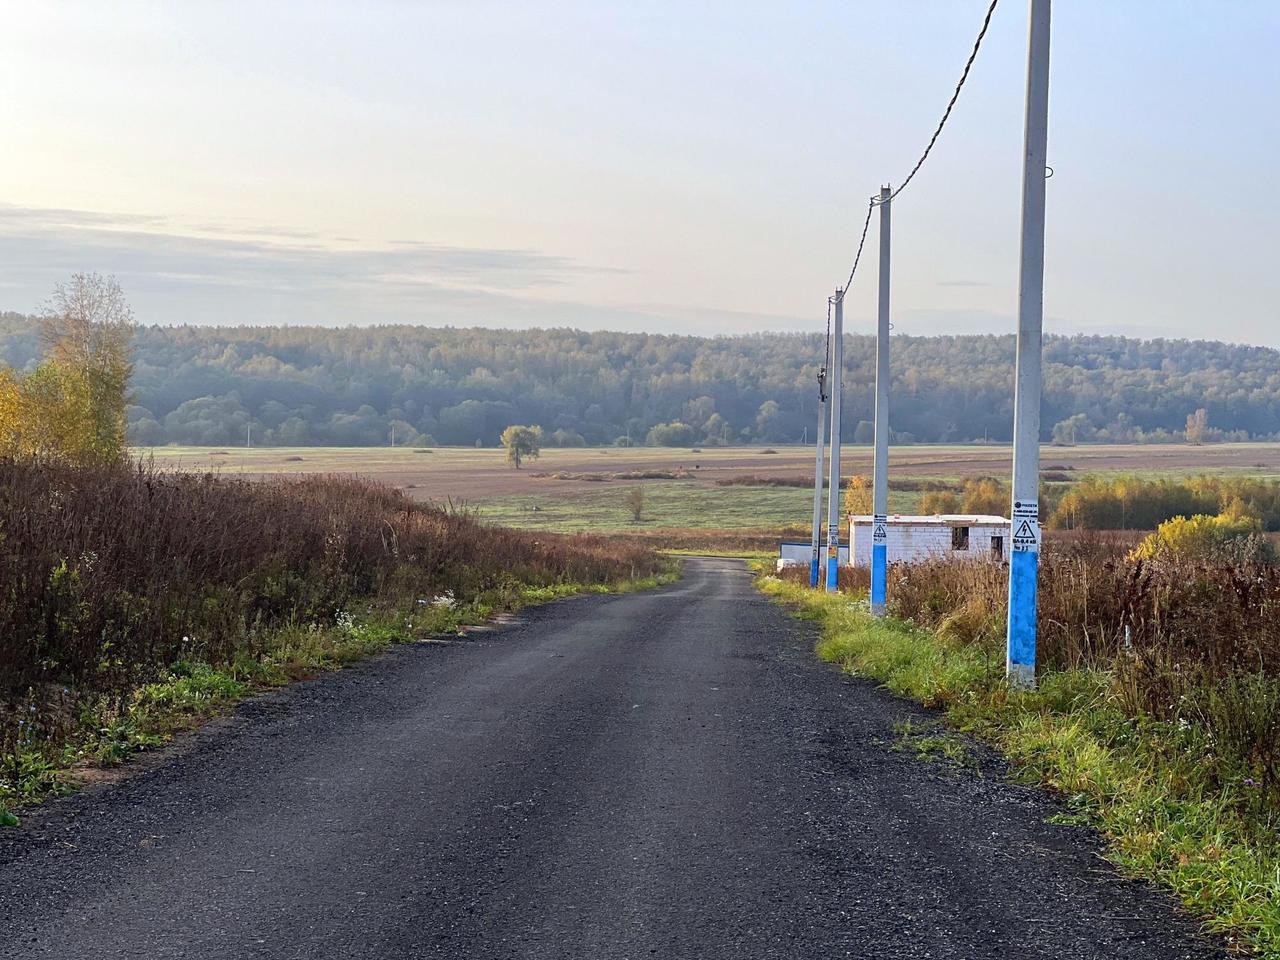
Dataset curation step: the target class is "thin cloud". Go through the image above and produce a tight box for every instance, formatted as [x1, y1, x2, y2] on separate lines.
[0, 203, 606, 311]
[187, 221, 325, 242]
[0, 203, 170, 231]
[0, 202, 698, 332]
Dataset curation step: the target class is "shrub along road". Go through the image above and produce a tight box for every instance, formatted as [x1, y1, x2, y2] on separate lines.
[0, 558, 1222, 959]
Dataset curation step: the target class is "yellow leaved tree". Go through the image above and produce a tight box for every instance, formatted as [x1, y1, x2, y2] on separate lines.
[842, 475, 872, 516]
[0, 273, 134, 465]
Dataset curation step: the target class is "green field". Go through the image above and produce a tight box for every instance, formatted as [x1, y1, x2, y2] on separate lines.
[474, 481, 924, 532]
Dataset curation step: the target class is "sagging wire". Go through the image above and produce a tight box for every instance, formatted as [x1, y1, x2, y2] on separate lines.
[836, 197, 877, 302]
[877, 0, 1000, 206]
[825, 0, 1001, 379]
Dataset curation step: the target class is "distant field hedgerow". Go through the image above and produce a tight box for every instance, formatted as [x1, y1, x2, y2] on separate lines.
[1048, 474, 1280, 531]
[0, 459, 663, 762]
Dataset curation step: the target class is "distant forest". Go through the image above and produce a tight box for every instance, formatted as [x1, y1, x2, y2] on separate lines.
[1, 313, 1276, 447]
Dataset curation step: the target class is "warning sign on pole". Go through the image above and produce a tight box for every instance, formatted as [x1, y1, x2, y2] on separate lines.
[1011, 500, 1040, 552]
[872, 514, 887, 543]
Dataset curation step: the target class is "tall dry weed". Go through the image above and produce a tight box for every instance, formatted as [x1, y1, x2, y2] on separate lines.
[0, 459, 661, 722]
[779, 530, 1280, 796]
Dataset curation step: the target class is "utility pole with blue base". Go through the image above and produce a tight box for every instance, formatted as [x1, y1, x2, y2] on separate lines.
[809, 324, 830, 587]
[1006, 0, 1052, 687]
[870, 185, 892, 615]
[825, 291, 844, 592]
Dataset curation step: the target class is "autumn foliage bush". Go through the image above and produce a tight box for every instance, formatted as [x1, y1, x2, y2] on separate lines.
[1130, 512, 1275, 564]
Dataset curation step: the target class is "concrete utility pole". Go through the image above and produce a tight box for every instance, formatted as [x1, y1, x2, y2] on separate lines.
[1006, 0, 1052, 688]
[809, 326, 831, 587]
[825, 291, 844, 592]
[871, 185, 892, 615]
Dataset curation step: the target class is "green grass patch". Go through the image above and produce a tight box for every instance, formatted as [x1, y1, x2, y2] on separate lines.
[890, 717, 976, 769]
[757, 573, 1280, 958]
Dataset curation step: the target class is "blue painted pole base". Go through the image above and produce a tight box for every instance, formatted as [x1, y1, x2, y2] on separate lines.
[870, 543, 887, 615]
[825, 554, 839, 592]
[1006, 548, 1039, 688]
[809, 557, 820, 588]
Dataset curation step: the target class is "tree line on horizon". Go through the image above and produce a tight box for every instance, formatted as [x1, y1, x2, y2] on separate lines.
[0, 313, 1274, 448]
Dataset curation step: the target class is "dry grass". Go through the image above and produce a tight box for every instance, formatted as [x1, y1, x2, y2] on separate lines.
[0, 458, 664, 762]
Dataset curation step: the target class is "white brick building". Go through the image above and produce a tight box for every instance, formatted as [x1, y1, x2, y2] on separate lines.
[848, 514, 1010, 568]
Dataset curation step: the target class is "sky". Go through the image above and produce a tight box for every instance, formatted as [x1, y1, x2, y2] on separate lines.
[1, 1, 1278, 344]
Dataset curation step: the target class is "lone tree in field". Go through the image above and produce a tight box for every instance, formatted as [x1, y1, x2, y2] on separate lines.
[0, 272, 134, 464]
[624, 486, 645, 522]
[843, 475, 872, 516]
[1185, 408, 1209, 445]
[501, 424, 542, 469]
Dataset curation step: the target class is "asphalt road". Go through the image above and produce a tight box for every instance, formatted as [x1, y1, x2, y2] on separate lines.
[1, 558, 1221, 959]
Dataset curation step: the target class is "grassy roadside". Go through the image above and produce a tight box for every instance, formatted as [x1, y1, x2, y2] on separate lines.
[756, 569, 1280, 958]
[1, 568, 677, 825]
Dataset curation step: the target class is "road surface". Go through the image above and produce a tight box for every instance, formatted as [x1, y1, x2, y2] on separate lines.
[0, 558, 1220, 959]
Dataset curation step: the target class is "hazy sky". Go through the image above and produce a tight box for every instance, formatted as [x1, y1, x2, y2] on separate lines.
[2, 1, 1278, 343]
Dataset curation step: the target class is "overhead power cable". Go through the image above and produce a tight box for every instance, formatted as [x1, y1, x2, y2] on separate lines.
[878, 0, 1000, 206]
[835, 198, 875, 302]
[830, 0, 1001, 304]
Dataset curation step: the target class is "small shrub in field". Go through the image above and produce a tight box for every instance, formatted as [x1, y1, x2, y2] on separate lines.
[920, 490, 961, 515]
[960, 476, 1006, 516]
[624, 486, 645, 522]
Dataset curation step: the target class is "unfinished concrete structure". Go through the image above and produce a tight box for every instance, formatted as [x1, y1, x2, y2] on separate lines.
[848, 514, 1010, 568]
